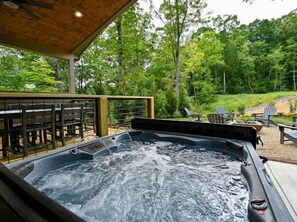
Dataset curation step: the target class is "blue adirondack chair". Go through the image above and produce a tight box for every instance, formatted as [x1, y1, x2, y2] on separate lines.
[216, 106, 234, 122]
[184, 108, 202, 122]
[252, 105, 277, 127]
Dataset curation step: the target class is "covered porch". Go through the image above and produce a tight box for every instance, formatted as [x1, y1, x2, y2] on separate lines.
[0, 92, 154, 163]
[0, 0, 153, 162]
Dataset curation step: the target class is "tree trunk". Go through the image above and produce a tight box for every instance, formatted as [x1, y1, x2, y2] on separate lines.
[247, 74, 253, 93]
[293, 63, 296, 91]
[223, 70, 226, 94]
[55, 61, 61, 80]
[117, 18, 123, 79]
[174, 51, 180, 99]
[274, 72, 277, 92]
[55, 61, 63, 92]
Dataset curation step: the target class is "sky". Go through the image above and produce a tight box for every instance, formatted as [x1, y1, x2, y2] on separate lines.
[205, 0, 297, 24]
[143, 0, 297, 25]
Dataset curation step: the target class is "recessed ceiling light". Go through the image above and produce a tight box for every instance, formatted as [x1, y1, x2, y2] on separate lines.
[74, 11, 83, 18]
[3, 0, 20, 9]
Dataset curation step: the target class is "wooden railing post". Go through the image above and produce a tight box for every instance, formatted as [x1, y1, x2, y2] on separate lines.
[147, 97, 154, 119]
[96, 96, 109, 137]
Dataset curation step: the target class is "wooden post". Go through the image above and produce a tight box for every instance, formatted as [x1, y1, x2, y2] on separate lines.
[279, 125, 284, 144]
[147, 97, 154, 119]
[96, 97, 109, 137]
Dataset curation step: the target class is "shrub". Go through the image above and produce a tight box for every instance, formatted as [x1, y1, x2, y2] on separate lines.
[277, 112, 284, 116]
[178, 86, 190, 117]
[155, 90, 167, 118]
[268, 101, 276, 106]
[165, 90, 178, 117]
[287, 112, 295, 117]
[288, 98, 297, 113]
[237, 104, 245, 115]
[196, 81, 216, 105]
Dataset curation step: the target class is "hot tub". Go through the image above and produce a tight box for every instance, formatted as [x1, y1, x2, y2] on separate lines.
[0, 118, 294, 222]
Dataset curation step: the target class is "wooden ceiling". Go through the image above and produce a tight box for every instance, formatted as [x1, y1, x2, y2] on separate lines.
[0, 0, 136, 60]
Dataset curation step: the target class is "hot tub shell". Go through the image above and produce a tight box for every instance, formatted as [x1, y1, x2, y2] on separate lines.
[0, 118, 294, 222]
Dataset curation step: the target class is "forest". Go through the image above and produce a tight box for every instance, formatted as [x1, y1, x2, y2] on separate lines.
[0, 0, 297, 118]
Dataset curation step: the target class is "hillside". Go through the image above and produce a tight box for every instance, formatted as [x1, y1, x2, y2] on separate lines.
[245, 95, 297, 115]
[208, 92, 297, 115]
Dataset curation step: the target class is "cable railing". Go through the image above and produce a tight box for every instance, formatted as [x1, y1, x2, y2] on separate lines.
[108, 99, 148, 134]
[0, 92, 154, 163]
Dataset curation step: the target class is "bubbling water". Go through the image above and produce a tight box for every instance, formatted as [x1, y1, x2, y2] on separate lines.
[32, 141, 249, 222]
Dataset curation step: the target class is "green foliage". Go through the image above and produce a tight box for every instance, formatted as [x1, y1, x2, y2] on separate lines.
[165, 89, 178, 117]
[0, 48, 25, 91]
[273, 117, 292, 125]
[151, 0, 206, 98]
[287, 112, 296, 117]
[277, 112, 284, 116]
[178, 85, 190, 117]
[155, 90, 167, 118]
[288, 98, 297, 113]
[23, 58, 60, 92]
[268, 101, 276, 106]
[0, 47, 62, 92]
[195, 81, 216, 105]
[237, 104, 245, 115]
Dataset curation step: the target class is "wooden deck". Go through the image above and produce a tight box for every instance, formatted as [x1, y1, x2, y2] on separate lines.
[266, 161, 297, 220]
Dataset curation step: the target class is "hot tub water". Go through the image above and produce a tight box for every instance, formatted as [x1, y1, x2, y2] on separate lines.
[32, 140, 249, 222]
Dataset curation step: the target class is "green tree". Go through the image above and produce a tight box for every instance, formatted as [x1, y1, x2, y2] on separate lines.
[237, 43, 255, 93]
[182, 31, 222, 105]
[82, 2, 155, 96]
[212, 15, 242, 94]
[0, 46, 62, 92]
[285, 38, 297, 90]
[21, 58, 61, 92]
[0, 47, 25, 91]
[155, 89, 168, 117]
[267, 46, 285, 92]
[150, 0, 206, 99]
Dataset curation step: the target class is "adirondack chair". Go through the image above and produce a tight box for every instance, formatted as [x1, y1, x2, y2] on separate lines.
[292, 115, 297, 127]
[252, 105, 277, 127]
[184, 108, 202, 122]
[216, 106, 234, 121]
[207, 113, 225, 124]
[279, 124, 297, 144]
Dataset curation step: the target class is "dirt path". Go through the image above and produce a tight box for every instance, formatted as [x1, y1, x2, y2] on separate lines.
[245, 95, 297, 115]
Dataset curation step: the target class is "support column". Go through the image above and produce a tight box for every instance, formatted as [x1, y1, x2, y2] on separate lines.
[147, 97, 155, 119]
[68, 55, 75, 93]
[96, 97, 109, 137]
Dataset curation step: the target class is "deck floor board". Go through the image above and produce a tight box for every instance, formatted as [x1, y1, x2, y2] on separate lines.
[266, 161, 297, 221]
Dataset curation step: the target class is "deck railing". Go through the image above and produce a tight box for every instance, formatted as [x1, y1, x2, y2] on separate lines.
[0, 92, 154, 163]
